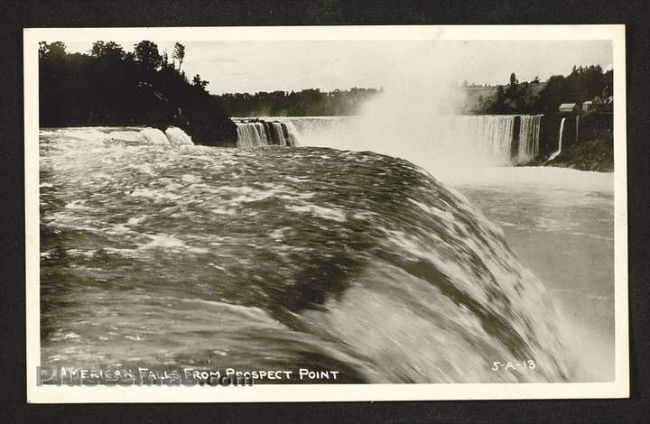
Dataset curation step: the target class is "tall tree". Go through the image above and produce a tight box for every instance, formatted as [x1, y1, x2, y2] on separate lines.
[38, 41, 48, 59]
[173, 42, 186, 72]
[192, 74, 208, 89]
[133, 40, 163, 72]
[39, 41, 67, 59]
[91, 41, 125, 61]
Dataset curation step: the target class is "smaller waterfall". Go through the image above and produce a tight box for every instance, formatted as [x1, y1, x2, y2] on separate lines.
[236, 119, 300, 148]
[138, 128, 171, 145]
[236, 122, 268, 148]
[547, 117, 566, 162]
[283, 121, 300, 146]
[165, 127, 194, 147]
[136, 127, 195, 147]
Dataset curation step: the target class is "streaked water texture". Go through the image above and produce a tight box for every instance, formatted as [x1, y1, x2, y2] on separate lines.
[40, 126, 585, 383]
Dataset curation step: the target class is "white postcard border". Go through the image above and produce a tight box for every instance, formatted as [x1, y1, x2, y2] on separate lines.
[24, 24, 629, 403]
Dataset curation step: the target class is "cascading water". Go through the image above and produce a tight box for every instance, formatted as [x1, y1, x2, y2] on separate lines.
[448, 115, 516, 165]
[235, 119, 300, 148]
[101, 126, 194, 147]
[236, 122, 268, 148]
[277, 115, 543, 166]
[518, 115, 542, 165]
[165, 126, 195, 147]
[548, 117, 567, 162]
[39, 126, 583, 383]
[138, 127, 172, 145]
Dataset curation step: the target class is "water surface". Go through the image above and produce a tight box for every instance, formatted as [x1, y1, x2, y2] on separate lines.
[39, 127, 611, 383]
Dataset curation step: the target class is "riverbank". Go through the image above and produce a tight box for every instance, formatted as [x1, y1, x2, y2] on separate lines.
[538, 139, 614, 172]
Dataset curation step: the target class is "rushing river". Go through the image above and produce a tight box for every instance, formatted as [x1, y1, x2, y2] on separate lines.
[444, 168, 615, 382]
[39, 125, 613, 383]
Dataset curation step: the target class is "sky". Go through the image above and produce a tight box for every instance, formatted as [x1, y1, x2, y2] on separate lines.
[63, 39, 613, 95]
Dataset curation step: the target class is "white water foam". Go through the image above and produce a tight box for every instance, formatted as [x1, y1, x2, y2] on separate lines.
[138, 128, 170, 145]
[165, 126, 195, 147]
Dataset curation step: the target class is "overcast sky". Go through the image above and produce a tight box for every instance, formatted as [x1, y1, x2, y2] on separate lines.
[63, 40, 613, 95]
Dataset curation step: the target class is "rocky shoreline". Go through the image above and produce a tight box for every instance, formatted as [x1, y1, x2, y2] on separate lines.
[534, 139, 614, 172]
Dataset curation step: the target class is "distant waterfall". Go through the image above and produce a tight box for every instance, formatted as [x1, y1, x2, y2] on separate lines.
[449, 115, 516, 165]
[451, 115, 542, 165]
[518, 115, 542, 164]
[548, 117, 566, 162]
[245, 115, 543, 166]
[236, 119, 299, 148]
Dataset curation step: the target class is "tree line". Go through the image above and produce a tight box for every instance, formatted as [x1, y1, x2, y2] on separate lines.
[39, 40, 236, 145]
[215, 88, 382, 117]
[470, 65, 613, 114]
[39, 39, 613, 145]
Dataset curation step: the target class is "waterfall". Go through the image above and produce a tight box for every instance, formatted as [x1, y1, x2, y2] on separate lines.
[486, 116, 515, 164]
[236, 119, 300, 148]
[283, 121, 300, 146]
[450, 115, 542, 165]
[136, 127, 194, 147]
[236, 122, 267, 148]
[138, 128, 171, 145]
[165, 127, 194, 147]
[243, 115, 543, 166]
[548, 117, 566, 162]
[40, 128, 582, 383]
[445, 115, 517, 165]
[518, 115, 542, 165]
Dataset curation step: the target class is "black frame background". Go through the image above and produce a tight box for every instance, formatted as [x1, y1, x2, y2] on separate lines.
[1, 1, 648, 422]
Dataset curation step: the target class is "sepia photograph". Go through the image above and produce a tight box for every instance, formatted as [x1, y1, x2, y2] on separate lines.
[24, 25, 628, 402]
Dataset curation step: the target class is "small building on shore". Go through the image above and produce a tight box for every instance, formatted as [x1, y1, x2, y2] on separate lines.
[558, 103, 578, 113]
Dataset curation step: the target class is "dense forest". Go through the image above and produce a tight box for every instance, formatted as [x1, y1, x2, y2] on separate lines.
[467, 66, 614, 114]
[39, 40, 237, 146]
[215, 88, 382, 117]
